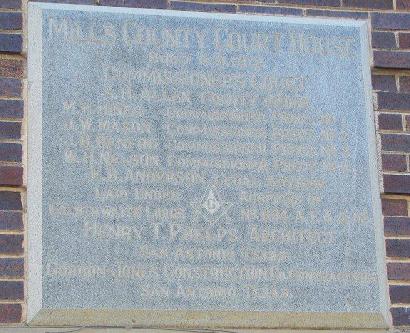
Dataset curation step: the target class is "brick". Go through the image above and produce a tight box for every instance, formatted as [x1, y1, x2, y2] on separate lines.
[0, 78, 21, 98]
[0, 0, 21, 9]
[0, 122, 20, 139]
[125, 0, 168, 8]
[0, 166, 23, 186]
[343, 0, 393, 9]
[397, 0, 410, 10]
[0, 143, 21, 162]
[384, 174, 410, 194]
[378, 113, 402, 130]
[0, 100, 23, 118]
[306, 9, 367, 19]
[400, 76, 410, 93]
[390, 285, 410, 303]
[0, 211, 23, 231]
[0, 281, 23, 300]
[170, 1, 235, 12]
[0, 58, 24, 79]
[0, 258, 23, 278]
[98, 0, 122, 5]
[378, 92, 410, 110]
[274, 0, 340, 7]
[0, 192, 21, 210]
[0, 304, 21, 323]
[0, 234, 23, 255]
[99, 0, 167, 7]
[382, 154, 407, 172]
[392, 307, 410, 326]
[30, 0, 94, 3]
[388, 263, 410, 280]
[386, 239, 410, 257]
[239, 5, 302, 15]
[372, 32, 396, 49]
[381, 134, 410, 152]
[0, 13, 22, 30]
[399, 33, 410, 49]
[372, 74, 396, 92]
[385, 217, 410, 236]
[0, 34, 22, 53]
[382, 198, 408, 216]
[374, 51, 410, 69]
[372, 13, 410, 30]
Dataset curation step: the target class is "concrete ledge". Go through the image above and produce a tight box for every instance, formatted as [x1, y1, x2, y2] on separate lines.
[27, 310, 390, 329]
[0, 329, 393, 333]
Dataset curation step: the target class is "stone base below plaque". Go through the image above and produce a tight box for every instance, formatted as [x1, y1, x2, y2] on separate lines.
[1, 328, 392, 333]
[26, 309, 390, 329]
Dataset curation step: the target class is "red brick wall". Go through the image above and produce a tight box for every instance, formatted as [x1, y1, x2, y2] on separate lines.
[0, 0, 24, 324]
[1, 0, 410, 326]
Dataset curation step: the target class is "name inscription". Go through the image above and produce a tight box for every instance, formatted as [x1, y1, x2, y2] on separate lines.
[39, 8, 380, 312]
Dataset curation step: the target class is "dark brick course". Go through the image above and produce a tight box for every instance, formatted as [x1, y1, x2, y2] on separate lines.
[0, 166, 23, 186]
[0, 78, 21, 98]
[0, 99, 23, 118]
[171, 1, 235, 12]
[385, 217, 410, 236]
[397, 0, 410, 10]
[0, 304, 21, 323]
[343, 0, 393, 9]
[390, 285, 410, 304]
[0, 258, 23, 278]
[399, 33, 410, 49]
[372, 74, 396, 92]
[0, 143, 22, 162]
[372, 32, 396, 49]
[382, 198, 408, 216]
[275, 0, 340, 6]
[0, 12, 22, 31]
[388, 262, 410, 280]
[384, 174, 410, 194]
[0, 191, 21, 210]
[381, 134, 410, 153]
[374, 51, 410, 69]
[306, 9, 367, 19]
[392, 307, 410, 326]
[386, 239, 410, 257]
[378, 92, 410, 110]
[0, 0, 21, 9]
[0, 211, 23, 231]
[125, 0, 168, 8]
[0, 34, 22, 53]
[0, 122, 21, 139]
[239, 5, 302, 15]
[0, 234, 23, 255]
[0, 281, 23, 300]
[372, 13, 410, 30]
[382, 154, 407, 172]
[0, 58, 24, 79]
[400, 76, 410, 93]
[378, 113, 402, 131]
[31, 0, 94, 3]
[100, 0, 168, 8]
[98, 0, 122, 5]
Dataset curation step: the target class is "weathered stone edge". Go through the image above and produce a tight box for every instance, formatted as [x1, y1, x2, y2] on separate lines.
[27, 1, 43, 324]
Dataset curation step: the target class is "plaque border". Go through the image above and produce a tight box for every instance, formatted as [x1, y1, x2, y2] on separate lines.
[27, 3, 391, 328]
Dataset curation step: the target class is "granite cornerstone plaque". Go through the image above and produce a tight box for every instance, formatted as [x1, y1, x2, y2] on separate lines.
[28, 2, 390, 328]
